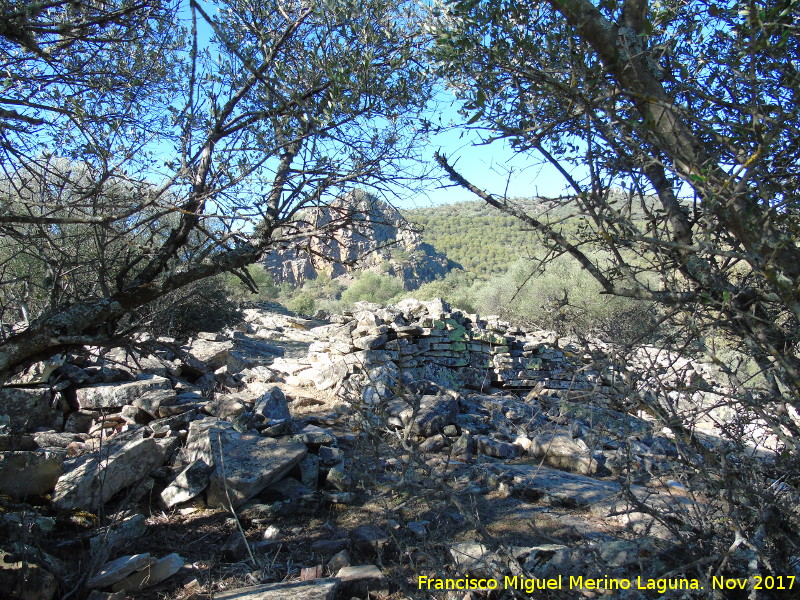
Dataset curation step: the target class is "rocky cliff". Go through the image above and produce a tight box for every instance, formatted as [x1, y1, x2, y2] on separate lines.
[262, 190, 458, 288]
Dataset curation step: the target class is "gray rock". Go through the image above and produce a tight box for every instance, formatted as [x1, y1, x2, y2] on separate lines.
[498, 464, 620, 508]
[318, 446, 343, 467]
[208, 392, 248, 419]
[160, 460, 214, 508]
[186, 339, 233, 369]
[307, 360, 349, 391]
[336, 565, 385, 596]
[206, 432, 307, 510]
[324, 463, 350, 491]
[386, 394, 458, 437]
[111, 553, 183, 592]
[450, 542, 503, 578]
[292, 424, 336, 446]
[76, 375, 172, 409]
[88, 553, 154, 588]
[253, 385, 290, 421]
[310, 538, 350, 554]
[131, 389, 176, 418]
[475, 435, 519, 459]
[326, 549, 350, 572]
[6, 355, 65, 385]
[530, 432, 597, 474]
[31, 431, 85, 449]
[299, 454, 320, 490]
[213, 579, 339, 600]
[0, 450, 63, 497]
[221, 532, 249, 562]
[88, 513, 147, 555]
[352, 333, 388, 350]
[52, 434, 167, 511]
[0, 386, 58, 432]
[351, 524, 390, 556]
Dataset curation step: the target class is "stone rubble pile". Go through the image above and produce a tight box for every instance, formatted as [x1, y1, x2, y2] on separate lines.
[0, 300, 739, 600]
[280, 298, 617, 402]
[0, 321, 360, 600]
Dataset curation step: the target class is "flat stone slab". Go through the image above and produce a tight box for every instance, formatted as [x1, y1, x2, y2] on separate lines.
[52, 433, 167, 511]
[160, 460, 214, 508]
[76, 375, 172, 409]
[111, 553, 183, 592]
[214, 578, 339, 600]
[497, 464, 621, 508]
[204, 427, 307, 510]
[88, 553, 154, 588]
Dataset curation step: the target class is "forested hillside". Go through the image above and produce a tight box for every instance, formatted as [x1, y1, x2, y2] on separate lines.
[402, 201, 538, 278]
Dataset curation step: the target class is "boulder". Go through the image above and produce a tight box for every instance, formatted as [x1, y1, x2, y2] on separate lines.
[186, 339, 233, 370]
[386, 394, 458, 436]
[52, 433, 167, 511]
[253, 385, 290, 421]
[497, 464, 620, 508]
[0, 386, 57, 432]
[6, 355, 65, 385]
[530, 432, 597, 474]
[350, 524, 390, 557]
[76, 375, 172, 409]
[187, 419, 307, 509]
[0, 450, 63, 497]
[335, 565, 385, 596]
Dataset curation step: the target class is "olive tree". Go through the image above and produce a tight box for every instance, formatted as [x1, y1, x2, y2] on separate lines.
[430, 0, 800, 579]
[0, 0, 431, 382]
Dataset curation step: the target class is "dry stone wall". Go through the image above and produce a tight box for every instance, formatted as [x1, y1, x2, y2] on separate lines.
[287, 298, 612, 405]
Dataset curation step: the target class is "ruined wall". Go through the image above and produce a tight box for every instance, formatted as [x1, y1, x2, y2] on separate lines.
[282, 298, 613, 406]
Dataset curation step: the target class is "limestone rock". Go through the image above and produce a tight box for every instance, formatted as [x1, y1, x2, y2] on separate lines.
[530, 432, 597, 474]
[160, 460, 214, 508]
[6, 355, 65, 385]
[186, 338, 234, 369]
[205, 431, 307, 510]
[326, 549, 349, 572]
[336, 564, 385, 596]
[0, 450, 63, 497]
[350, 524, 390, 556]
[253, 385, 290, 421]
[498, 464, 620, 508]
[214, 579, 339, 600]
[0, 387, 57, 432]
[88, 553, 154, 588]
[386, 394, 458, 437]
[76, 375, 172, 409]
[110, 553, 183, 592]
[52, 434, 167, 511]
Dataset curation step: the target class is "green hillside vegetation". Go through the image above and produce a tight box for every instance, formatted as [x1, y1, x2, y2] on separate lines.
[223, 197, 661, 344]
[401, 201, 541, 278]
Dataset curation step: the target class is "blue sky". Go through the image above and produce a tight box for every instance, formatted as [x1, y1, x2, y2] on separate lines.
[182, 0, 575, 211]
[406, 99, 575, 209]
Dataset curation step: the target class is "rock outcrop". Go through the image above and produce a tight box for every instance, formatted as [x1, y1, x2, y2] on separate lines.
[262, 191, 457, 288]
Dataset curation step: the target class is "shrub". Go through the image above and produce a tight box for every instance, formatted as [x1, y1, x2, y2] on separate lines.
[341, 272, 404, 307]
